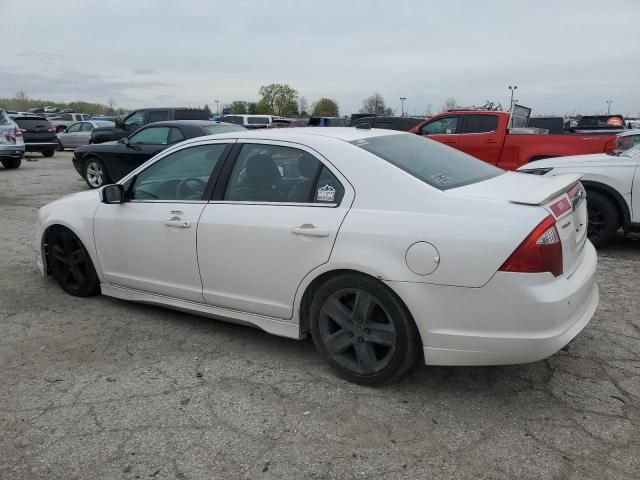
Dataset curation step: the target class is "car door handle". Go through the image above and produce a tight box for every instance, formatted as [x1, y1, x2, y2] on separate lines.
[291, 225, 330, 237]
[484, 139, 498, 144]
[165, 220, 191, 228]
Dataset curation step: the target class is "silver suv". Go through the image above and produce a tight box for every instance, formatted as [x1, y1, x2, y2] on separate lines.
[0, 109, 25, 169]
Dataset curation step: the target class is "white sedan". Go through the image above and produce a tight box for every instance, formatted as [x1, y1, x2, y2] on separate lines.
[519, 142, 640, 247]
[36, 128, 598, 384]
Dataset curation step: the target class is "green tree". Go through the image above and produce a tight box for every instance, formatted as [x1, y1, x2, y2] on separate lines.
[312, 98, 339, 117]
[228, 101, 248, 114]
[258, 83, 298, 116]
[247, 102, 259, 114]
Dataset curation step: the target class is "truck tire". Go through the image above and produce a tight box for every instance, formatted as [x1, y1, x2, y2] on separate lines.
[1, 158, 22, 169]
[586, 190, 619, 247]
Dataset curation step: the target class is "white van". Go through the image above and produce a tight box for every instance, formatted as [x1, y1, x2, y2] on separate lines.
[220, 114, 284, 129]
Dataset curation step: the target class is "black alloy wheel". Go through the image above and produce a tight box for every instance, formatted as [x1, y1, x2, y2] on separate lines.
[586, 191, 619, 248]
[310, 274, 419, 385]
[48, 228, 100, 296]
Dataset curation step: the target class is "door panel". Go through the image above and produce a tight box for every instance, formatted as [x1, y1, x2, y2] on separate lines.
[197, 204, 349, 319]
[94, 203, 206, 301]
[458, 114, 501, 164]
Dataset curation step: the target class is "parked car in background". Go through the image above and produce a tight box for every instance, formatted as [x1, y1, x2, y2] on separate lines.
[28, 107, 45, 114]
[37, 128, 598, 384]
[50, 112, 93, 133]
[308, 117, 347, 127]
[44, 106, 58, 113]
[220, 114, 285, 129]
[347, 116, 424, 131]
[518, 143, 640, 247]
[574, 114, 627, 133]
[90, 107, 210, 144]
[0, 109, 24, 169]
[73, 120, 245, 188]
[12, 115, 57, 157]
[409, 108, 620, 170]
[266, 118, 309, 128]
[57, 120, 115, 150]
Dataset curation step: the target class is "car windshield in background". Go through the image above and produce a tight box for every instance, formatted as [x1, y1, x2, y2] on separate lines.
[352, 134, 503, 190]
[204, 125, 246, 135]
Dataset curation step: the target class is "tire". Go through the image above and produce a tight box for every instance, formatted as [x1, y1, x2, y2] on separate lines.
[57, 139, 64, 151]
[48, 227, 100, 297]
[83, 157, 110, 189]
[586, 190, 619, 247]
[42, 150, 55, 158]
[310, 274, 419, 385]
[1, 158, 21, 169]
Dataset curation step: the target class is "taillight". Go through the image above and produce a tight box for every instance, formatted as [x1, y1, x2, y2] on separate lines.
[548, 196, 571, 218]
[499, 215, 563, 277]
[48, 128, 55, 132]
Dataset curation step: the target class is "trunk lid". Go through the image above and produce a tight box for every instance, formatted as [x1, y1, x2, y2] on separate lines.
[450, 171, 587, 277]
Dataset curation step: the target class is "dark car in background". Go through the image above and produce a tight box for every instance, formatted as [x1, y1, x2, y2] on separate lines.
[73, 120, 245, 189]
[13, 116, 58, 157]
[347, 116, 424, 131]
[90, 107, 210, 144]
[308, 117, 347, 127]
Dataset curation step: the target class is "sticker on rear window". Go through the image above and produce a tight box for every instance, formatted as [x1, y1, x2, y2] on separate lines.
[317, 184, 336, 202]
[351, 139, 369, 146]
[429, 173, 451, 184]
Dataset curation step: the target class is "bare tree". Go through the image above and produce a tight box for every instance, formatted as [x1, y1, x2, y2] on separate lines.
[441, 97, 457, 112]
[107, 98, 116, 115]
[359, 92, 388, 115]
[298, 96, 309, 116]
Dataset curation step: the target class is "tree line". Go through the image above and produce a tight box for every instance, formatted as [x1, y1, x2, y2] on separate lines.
[0, 91, 127, 115]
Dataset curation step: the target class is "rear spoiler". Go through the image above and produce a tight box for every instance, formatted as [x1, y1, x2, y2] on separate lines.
[510, 173, 583, 205]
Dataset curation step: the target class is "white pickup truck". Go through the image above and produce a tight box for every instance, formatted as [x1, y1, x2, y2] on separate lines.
[50, 113, 92, 133]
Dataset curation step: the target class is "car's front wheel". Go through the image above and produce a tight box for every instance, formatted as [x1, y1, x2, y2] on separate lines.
[1, 158, 21, 169]
[83, 158, 110, 189]
[310, 274, 420, 385]
[586, 190, 619, 247]
[42, 150, 55, 158]
[47, 227, 100, 297]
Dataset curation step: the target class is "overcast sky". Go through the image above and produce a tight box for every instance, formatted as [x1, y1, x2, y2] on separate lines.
[3, 0, 639, 116]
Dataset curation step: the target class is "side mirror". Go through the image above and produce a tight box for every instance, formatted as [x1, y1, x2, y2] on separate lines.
[115, 117, 124, 128]
[101, 184, 124, 204]
[121, 136, 130, 146]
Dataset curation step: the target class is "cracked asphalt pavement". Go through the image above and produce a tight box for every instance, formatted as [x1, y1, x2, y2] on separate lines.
[1, 152, 639, 479]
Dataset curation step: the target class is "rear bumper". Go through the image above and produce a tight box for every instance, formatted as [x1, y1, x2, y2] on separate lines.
[0, 144, 25, 159]
[25, 142, 57, 152]
[387, 241, 599, 366]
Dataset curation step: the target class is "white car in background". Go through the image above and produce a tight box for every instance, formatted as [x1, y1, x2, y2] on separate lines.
[36, 128, 598, 384]
[519, 140, 640, 247]
[0, 109, 24, 169]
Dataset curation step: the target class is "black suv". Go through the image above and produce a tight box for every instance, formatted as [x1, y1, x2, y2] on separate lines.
[347, 116, 424, 132]
[13, 116, 58, 157]
[91, 107, 210, 144]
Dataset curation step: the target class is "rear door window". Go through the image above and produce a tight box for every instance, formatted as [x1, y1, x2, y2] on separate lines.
[247, 117, 270, 124]
[351, 133, 502, 190]
[462, 115, 499, 133]
[146, 110, 170, 123]
[129, 126, 170, 145]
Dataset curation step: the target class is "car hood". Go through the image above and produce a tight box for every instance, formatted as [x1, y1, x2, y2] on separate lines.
[449, 171, 582, 205]
[518, 153, 613, 169]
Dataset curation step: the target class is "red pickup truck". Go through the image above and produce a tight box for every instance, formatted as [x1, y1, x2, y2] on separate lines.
[409, 109, 618, 170]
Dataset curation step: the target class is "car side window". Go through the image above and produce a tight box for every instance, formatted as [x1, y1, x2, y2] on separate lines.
[224, 144, 343, 204]
[124, 111, 145, 131]
[421, 117, 459, 135]
[168, 127, 185, 144]
[146, 110, 170, 123]
[463, 114, 498, 134]
[80, 122, 93, 132]
[128, 127, 170, 145]
[66, 122, 82, 133]
[129, 144, 227, 201]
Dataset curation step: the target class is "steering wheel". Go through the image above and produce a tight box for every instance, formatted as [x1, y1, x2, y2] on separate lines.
[176, 177, 207, 199]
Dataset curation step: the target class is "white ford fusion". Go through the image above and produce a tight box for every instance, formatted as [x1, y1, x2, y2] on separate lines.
[36, 128, 598, 384]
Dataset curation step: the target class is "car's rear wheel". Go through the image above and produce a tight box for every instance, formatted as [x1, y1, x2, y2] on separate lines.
[42, 150, 55, 158]
[1, 158, 21, 169]
[48, 227, 100, 297]
[310, 274, 419, 385]
[84, 158, 110, 189]
[586, 190, 619, 247]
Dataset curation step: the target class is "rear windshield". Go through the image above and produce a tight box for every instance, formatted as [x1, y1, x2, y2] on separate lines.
[0, 110, 10, 126]
[14, 117, 52, 129]
[173, 109, 209, 120]
[204, 125, 247, 135]
[577, 115, 625, 128]
[351, 134, 503, 190]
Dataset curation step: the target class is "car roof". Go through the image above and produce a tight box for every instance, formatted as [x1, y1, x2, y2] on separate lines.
[201, 127, 403, 143]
